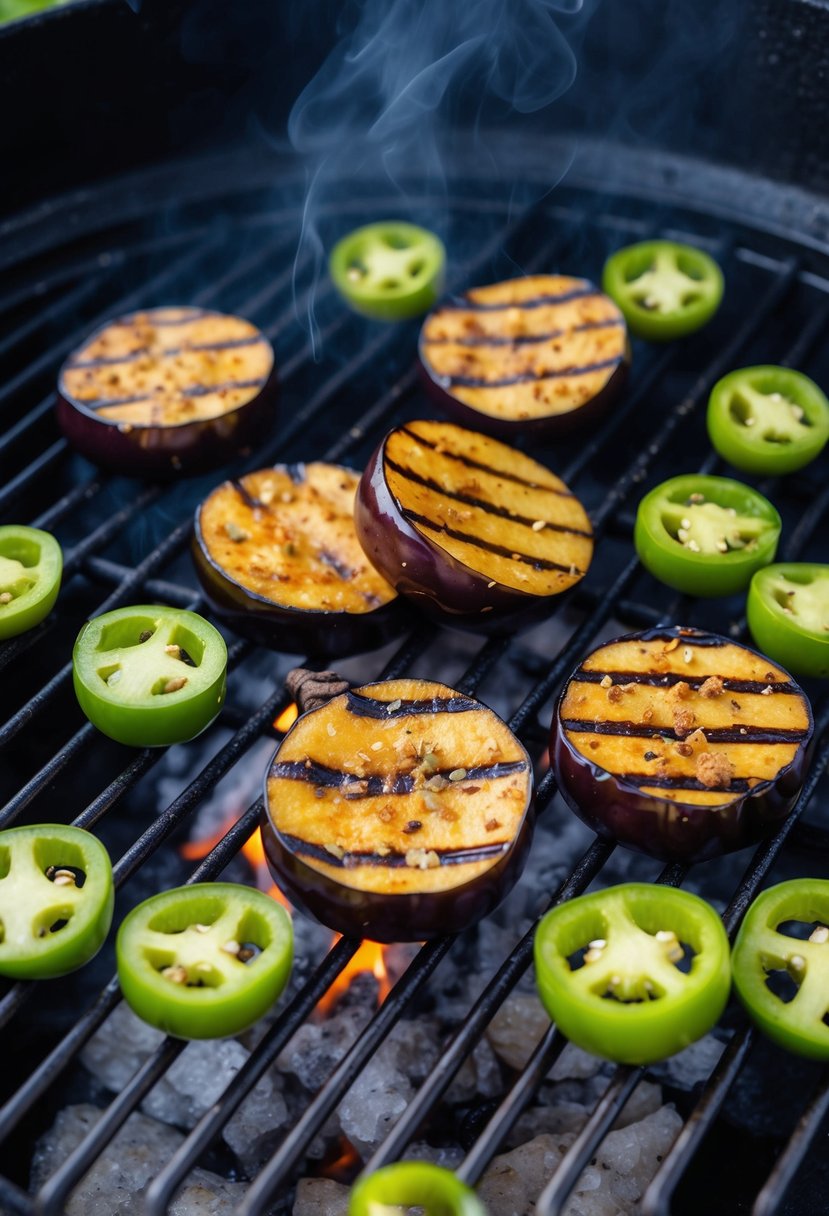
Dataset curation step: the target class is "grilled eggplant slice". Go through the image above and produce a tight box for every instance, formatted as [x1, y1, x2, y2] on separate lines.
[261, 678, 534, 940]
[57, 308, 277, 477]
[193, 463, 403, 657]
[354, 419, 593, 631]
[419, 275, 629, 437]
[553, 626, 813, 862]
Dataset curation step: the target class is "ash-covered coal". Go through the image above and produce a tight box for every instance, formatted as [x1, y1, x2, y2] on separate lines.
[31, 1104, 245, 1215]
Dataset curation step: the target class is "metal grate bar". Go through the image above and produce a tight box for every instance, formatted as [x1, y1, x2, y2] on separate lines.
[362, 841, 614, 1175]
[37, 1040, 188, 1216]
[0, 724, 96, 828]
[144, 935, 363, 1216]
[0, 274, 104, 362]
[237, 938, 455, 1216]
[640, 1029, 756, 1216]
[30, 475, 100, 531]
[536, 1068, 643, 1216]
[0, 1171, 33, 1215]
[457, 1025, 567, 1186]
[0, 439, 71, 519]
[751, 1065, 829, 1216]
[81, 557, 202, 608]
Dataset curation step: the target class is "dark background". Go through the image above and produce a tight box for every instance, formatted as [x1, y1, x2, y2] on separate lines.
[1, 0, 826, 218]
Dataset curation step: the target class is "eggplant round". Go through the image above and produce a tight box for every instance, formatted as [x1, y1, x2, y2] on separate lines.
[193, 463, 404, 657]
[553, 626, 813, 863]
[57, 307, 277, 477]
[418, 274, 630, 439]
[261, 678, 534, 941]
[354, 418, 594, 632]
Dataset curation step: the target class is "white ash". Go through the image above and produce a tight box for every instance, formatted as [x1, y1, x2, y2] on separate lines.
[277, 1007, 370, 1093]
[508, 1079, 663, 1148]
[81, 1003, 290, 1169]
[446, 1036, 503, 1104]
[338, 1053, 412, 1156]
[31, 1104, 246, 1216]
[294, 1177, 349, 1216]
[486, 992, 550, 1071]
[477, 1107, 682, 1215]
[486, 993, 605, 1083]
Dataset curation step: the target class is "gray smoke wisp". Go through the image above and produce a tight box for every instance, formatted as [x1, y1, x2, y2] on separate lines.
[286, 0, 594, 353]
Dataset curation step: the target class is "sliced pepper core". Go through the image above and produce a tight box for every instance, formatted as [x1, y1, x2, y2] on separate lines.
[92, 615, 202, 700]
[728, 386, 812, 443]
[660, 498, 769, 555]
[767, 572, 829, 633]
[625, 247, 713, 313]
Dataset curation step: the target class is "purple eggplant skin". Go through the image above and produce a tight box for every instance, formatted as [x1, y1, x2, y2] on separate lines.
[552, 712, 812, 865]
[56, 367, 278, 480]
[417, 337, 631, 441]
[354, 437, 558, 635]
[191, 526, 410, 659]
[258, 800, 535, 943]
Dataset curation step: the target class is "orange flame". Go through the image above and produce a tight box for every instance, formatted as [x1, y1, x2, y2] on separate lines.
[321, 1136, 361, 1182]
[181, 818, 291, 912]
[316, 937, 393, 1016]
[274, 702, 299, 732]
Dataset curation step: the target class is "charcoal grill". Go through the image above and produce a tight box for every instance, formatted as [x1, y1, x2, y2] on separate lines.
[2, 1, 829, 1213]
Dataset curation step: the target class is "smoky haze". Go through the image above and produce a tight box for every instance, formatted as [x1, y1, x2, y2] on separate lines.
[287, 0, 597, 352]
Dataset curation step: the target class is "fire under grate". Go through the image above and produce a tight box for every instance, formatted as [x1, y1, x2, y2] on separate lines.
[0, 158, 828, 1216]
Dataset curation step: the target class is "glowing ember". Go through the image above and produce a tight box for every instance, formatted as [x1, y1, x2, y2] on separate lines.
[181, 818, 292, 912]
[317, 938, 393, 1016]
[274, 701, 299, 732]
[321, 1135, 361, 1182]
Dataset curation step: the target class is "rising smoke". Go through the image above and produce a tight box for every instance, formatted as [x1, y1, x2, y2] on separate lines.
[286, 0, 598, 352]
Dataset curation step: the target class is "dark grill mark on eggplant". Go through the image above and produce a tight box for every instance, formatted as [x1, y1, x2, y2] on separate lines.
[446, 355, 623, 390]
[405, 511, 582, 575]
[444, 285, 597, 312]
[278, 832, 509, 868]
[67, 335, 268, 369]
[384, 457, 593, 538]
[399, 426, 573, 495]
[270, 758, 529, 795]
[287, 463, 307, 484]
[231, 479, 263, 510]
[635, 628, 727, 648]
[110, 309, 207, 328]
[319, 551, 355, 581]
[574, 670, 798, 695]
[87, 376, 268, 411]
[617, 772, 754, 793]
[345, 690, 480, 718]
[561, 718, 810, 744]
[421, 318, 624, 349]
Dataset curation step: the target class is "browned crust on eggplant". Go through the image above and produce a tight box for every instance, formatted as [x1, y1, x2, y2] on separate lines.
[60, 308, 274, 428]
[383, 420, 593, 596]
[559, 630, 812, 808]
[420, 275, 627, 423]
[196, 464, 397, 616]
[265, 678, 533, 895]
